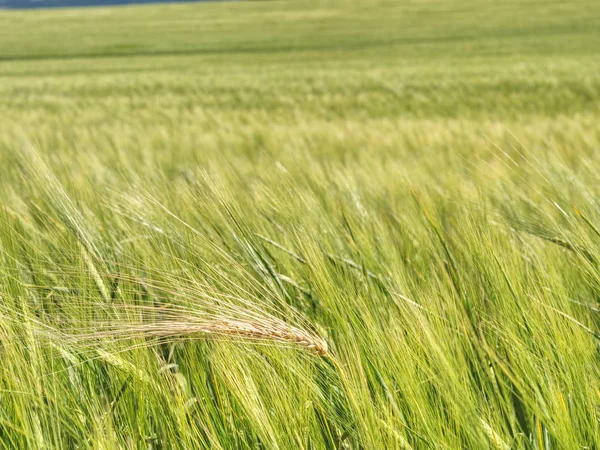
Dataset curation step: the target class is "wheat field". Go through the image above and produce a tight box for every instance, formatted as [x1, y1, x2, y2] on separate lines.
[0, 0, 600, 448]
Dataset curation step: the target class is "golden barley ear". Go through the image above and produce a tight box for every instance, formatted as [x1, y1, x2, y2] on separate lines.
[63, 307, 329, 357]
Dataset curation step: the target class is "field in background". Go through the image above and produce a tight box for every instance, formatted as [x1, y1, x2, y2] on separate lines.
[1, 0, 600, 448]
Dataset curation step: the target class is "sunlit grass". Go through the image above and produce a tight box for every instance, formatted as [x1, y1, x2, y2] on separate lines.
[0, 0, 599, 448]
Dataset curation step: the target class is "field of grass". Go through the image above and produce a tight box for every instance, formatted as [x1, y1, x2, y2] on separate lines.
[1, 0, 600, 448]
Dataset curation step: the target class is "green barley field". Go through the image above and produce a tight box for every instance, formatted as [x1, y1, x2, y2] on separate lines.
[1, 0, 600, 448]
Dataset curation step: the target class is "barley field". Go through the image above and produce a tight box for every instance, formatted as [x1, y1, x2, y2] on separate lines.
[0, 0, 600, 448]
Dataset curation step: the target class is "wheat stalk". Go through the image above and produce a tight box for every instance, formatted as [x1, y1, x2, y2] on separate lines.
[68, 313, 329, 357]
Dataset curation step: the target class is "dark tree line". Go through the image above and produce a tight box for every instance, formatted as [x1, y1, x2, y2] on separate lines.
[0, 0, 211, 8]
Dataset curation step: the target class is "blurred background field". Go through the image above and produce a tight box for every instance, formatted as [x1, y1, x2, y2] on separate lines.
[1, 0, 600, 448]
